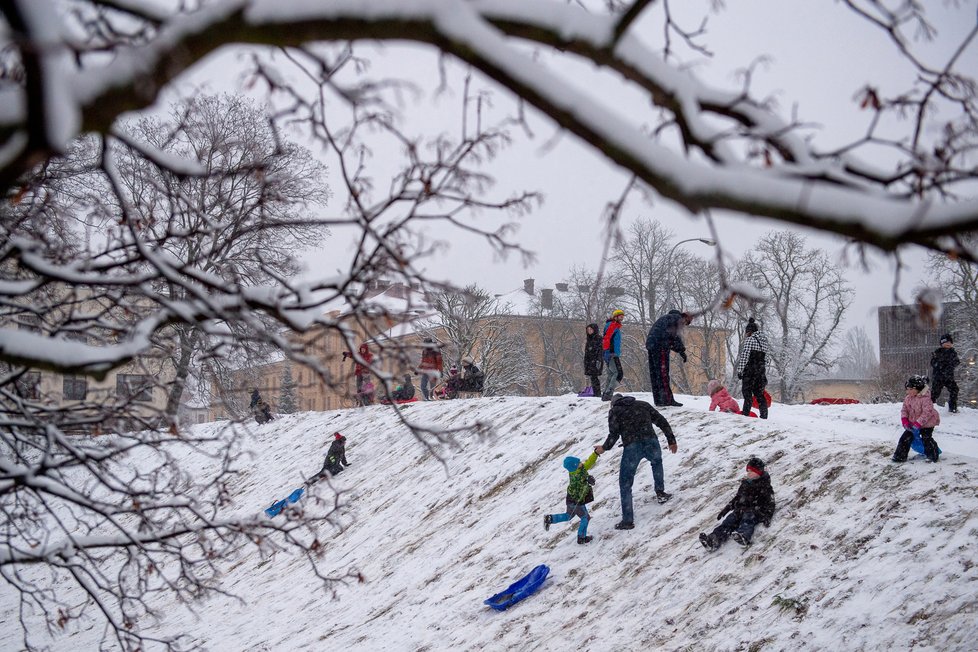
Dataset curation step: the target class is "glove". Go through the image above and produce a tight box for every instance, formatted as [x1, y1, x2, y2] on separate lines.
[717, 509, 729, 521]
[901, 417, 911, 429]
[679, 351, 687, 363]
[737, 373, 743, 380]
[614, 357, 623, 382]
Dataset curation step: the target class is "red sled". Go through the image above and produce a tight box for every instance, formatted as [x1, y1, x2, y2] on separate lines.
[379, 397, 420, 405]
[751, 390, 773, 409]
[810, 397, 860, 405]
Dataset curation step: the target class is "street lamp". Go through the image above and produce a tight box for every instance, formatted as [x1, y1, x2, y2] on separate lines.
[663, 237, 717, 311]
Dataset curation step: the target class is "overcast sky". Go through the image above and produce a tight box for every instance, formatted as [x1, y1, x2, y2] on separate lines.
[171, 1, 977, 349]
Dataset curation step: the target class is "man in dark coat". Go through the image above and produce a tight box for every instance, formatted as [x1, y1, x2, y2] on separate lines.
[460, 358, 485, 392]
[735, 318, 769, 419]
[583, 323, 604, 397]
[314, 432, 350, 479]
[645, 310, 691, 407]
[700, 457, 775, 550]
[594, 394, 678, 530]
[930, 333, 960, 413]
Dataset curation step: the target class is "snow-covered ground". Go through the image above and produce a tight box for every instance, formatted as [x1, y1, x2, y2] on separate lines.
[3, 393, 977, 651]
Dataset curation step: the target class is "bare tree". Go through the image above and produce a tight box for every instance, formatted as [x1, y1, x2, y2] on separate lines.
[834, 326, 879, 379]
[735, 232, 853, 402]
[422, 285, 533, 395]
[927, 235, 978, 402]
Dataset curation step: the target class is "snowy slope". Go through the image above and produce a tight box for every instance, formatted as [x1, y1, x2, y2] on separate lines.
[3, 395, 978, 651]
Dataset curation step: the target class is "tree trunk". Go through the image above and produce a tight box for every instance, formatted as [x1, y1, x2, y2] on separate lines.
[165, 329, 200, 418]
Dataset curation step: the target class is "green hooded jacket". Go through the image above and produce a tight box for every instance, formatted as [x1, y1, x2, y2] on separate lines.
[566, 452, 599, 503]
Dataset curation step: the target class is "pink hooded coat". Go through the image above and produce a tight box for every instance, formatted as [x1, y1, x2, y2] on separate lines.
[901, 388, 940, 428]
[707, 380, 741, 413]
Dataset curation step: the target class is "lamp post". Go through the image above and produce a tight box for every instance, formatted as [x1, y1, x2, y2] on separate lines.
[663, 237, 716, 311]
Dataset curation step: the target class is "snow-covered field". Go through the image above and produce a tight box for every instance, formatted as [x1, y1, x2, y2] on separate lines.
[3, 393, 977, 651]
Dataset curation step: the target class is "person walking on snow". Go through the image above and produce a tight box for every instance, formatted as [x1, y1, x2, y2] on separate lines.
[418, 337, 444, 401]
[595, 394, 677, 530]
[583, 323, 604, 397]
[735, 318, 769, 419]
[543, 451, 599, 544]
[699, 457, 775, 550]
[343, 343, 374, 394]
[930, 334, 960, 413]
[601, 310, 626, 401]
[892, 375, 942, 463]
[646, 309, 692, 407]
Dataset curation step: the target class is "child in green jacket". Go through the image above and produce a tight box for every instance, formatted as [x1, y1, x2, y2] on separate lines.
[543, 452, 598, 544]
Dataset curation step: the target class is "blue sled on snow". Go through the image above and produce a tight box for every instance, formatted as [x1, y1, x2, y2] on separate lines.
[264, 487, 304, 517]
[909, 430, 943, 457]
[484, 564, 550, 611]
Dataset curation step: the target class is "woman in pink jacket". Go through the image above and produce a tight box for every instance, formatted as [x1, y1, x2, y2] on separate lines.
[707, 379, 742, 414]
[892, 375, 941, 463]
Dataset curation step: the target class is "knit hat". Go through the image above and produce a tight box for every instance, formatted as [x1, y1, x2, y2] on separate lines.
[746, 457, 765, 476]
[906, 375, 928, 391]
[745, 317, 759, 335]
[707, 379, 723, 396]
[563, 456, 581, 472]
[940, 333, 953, 344]
[333, 432, 345, 441]
[611, 309, 625, 318]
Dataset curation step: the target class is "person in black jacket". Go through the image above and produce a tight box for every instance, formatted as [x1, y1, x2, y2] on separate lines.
[583, 323, 604, 397]
[646, 310, 692, 407]
[699, 457, 775, 550]
[594, 394, 678, 530]
[930, 334, 960, 413]
[312, 432, 351, 480]
[735, 318, 769, 419]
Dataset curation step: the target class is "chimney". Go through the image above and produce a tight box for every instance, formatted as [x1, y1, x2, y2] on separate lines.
[523, 278, 535, 295]
[555, 282, 568, 292]
[541, 288, 553, 310]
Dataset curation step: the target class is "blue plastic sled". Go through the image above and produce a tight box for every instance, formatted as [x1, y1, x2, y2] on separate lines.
[484, 564, 550, 611]
[264, 487, 304, 517]
[909, 430, 942, 457]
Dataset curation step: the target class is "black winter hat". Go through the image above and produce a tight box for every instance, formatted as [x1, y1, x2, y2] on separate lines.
[906, 375, 928, 391]
[940, 333, 953, 344]
[745, 317, 759, 335]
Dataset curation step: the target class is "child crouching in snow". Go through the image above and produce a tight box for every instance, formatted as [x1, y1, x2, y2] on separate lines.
[544, 451, 598, 544]
[892, 375, 941, 463]
[700, 457, 775, 551]
[707, 379, 741, 414]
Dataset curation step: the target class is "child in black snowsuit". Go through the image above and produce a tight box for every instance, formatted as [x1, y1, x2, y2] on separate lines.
[312, 432, 350, 480]
[930, 333, 960, 413]
[700, 457, 775, 550]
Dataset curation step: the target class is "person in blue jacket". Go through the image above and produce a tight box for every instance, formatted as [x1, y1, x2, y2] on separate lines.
[645, 310, 692, 407]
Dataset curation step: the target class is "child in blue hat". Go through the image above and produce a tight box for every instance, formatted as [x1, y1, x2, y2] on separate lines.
[543, 451, 599, 544]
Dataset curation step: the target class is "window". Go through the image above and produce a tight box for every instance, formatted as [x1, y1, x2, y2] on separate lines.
[116, 374, 153, 402]
[15, 372, 41, 399]
[63, 376, 87, 400]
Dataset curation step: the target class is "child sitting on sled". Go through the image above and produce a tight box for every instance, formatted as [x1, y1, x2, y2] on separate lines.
[707, 379, 741, 414]
[700, 457, 775, 551]
[892, 375, 941, 463]
[543, 451, 598, 544]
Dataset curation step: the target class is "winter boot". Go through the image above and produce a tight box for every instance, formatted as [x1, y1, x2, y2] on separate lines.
[699, 533, 718, 551]
[577, 535, 593, 545]
[655, 490, 673, 504]
[667, 400, 683, 407]
[731, 531, 750, 547]
[544, 515, 553, 531]
[601, 392, 612, 402]
[614, 521, 634, 530]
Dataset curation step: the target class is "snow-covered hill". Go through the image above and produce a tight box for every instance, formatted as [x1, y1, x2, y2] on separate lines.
[4, 394, 978, 651]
